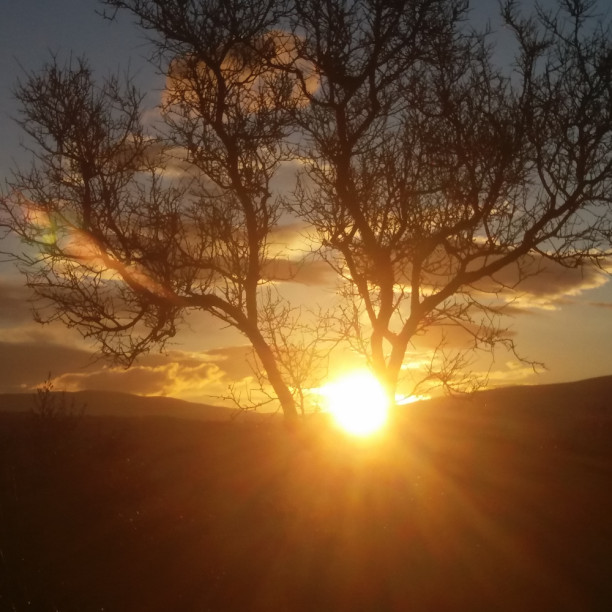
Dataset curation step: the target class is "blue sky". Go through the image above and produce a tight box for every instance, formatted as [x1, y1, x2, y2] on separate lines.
[0, 0, 611, 405]
[0, 0, 159, 174]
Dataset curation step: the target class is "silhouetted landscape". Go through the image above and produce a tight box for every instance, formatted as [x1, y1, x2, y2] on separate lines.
[1, 376, 612, 611]
[0, 390, 238, 422]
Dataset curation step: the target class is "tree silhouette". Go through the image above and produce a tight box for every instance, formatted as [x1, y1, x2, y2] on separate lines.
[2, 0, 612, 413]
[2, 1, 306, 419]
[283, 0, 612, 400]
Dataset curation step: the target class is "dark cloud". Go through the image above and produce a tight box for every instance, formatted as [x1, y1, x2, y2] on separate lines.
[53, 359, 222, 397]
[263, 221, 336, 287]
[44, 345, 259, 401]
[263, 257, 335, 286]
[410, 319, 518, 352]
[0, 340, 97, 393]
[0, 338, 236, 398]
[264, 239, 610, 298]
[0, 293, 266, 401]
[200, 345, 259, 382]
[494, 303, 539, 317]
[403, 252, 610, 310]
[590, 301, 612, 309]
[0, 280, 38, 326]
[476, 256, 609, 302]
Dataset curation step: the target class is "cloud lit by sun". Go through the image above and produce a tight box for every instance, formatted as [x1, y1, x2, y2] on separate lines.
[164, 30, 319, 115]
[320, 370, 390, 436]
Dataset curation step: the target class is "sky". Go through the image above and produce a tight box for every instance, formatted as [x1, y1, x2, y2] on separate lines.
[0, 0, 611, 407]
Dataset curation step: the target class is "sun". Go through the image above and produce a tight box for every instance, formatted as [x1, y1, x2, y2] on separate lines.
[320, 370, 390, 436]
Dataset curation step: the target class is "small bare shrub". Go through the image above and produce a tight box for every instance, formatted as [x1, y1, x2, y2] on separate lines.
[30, 374, 86, 444]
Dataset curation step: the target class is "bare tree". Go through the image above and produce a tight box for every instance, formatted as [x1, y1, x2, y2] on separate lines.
[224, 296, 333, 416]
[281, 0, 612, 401]
[31, 373, 86, 442]
[0, 0, 314, 421]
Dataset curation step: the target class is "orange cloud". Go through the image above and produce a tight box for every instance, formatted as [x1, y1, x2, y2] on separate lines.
[52, 360, 223, 398]
[164, 31, 318, 115]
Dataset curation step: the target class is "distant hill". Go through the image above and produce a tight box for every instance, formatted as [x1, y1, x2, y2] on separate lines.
[459, 374, 612, 412]
[0, 389, 243, 421]
[1, 374, 611, 435]
[397, 374, 612, 453]
[408, 374, 612, 417]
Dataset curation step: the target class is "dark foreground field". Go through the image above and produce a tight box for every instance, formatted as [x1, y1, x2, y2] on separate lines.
[1, 384, 612, 611]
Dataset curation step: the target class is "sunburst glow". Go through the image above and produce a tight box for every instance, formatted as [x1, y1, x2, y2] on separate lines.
[321, 371, 390, 436]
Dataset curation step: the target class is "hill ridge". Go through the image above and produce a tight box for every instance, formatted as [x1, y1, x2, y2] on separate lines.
[1, 373, 611, 422]
[0, 388, 235, 421]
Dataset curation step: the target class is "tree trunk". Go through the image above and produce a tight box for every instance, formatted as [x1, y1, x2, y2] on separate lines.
[268, 365, 299, 422]
[250, 333, 298, 422]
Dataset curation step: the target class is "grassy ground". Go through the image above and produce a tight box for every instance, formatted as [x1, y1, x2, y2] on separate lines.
[1, 408, 611, 611]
